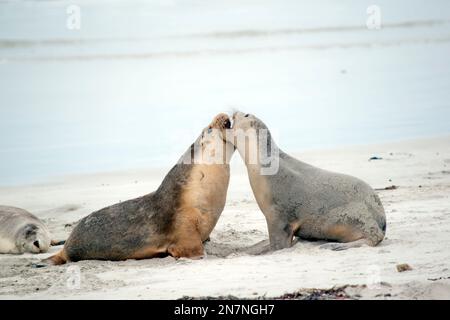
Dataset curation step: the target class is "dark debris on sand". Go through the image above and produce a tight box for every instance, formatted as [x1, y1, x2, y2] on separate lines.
[375, 185, 398, 191]
[180, 285, 356, 300]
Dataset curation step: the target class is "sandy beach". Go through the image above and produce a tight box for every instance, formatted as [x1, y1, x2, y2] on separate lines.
[1, 0, 450, 303]
[0, 135, 449, 299]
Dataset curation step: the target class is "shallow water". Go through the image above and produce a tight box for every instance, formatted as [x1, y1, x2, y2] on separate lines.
[1, 0, 450, 186]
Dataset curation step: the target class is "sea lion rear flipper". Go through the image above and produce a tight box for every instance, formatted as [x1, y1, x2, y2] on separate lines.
[41, 250, 68, 266]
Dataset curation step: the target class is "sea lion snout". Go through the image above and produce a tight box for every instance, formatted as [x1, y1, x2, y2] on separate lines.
[231, 111, 258, 132]
[224, 118, 231, 129]
[232, 111, 250, 122]
[210, 113, 231, 130]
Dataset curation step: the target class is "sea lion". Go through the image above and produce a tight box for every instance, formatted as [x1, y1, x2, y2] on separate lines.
[0, 206, 52, 254]
[44, 113, 234, 265]
[229, 111, 386, 251]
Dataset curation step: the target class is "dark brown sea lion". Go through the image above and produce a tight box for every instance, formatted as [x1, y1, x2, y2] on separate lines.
[44, 113, 234, 265]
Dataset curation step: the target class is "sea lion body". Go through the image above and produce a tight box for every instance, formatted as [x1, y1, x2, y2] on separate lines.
[0, 206, 51, 254]
[46, 114, 234, 264]
[231, 111, 386, 251]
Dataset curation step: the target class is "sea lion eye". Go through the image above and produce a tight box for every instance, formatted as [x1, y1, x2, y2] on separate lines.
[23, 224, 37, 237]
[207, 128, 212, 134]
[244, 114, 250, 117]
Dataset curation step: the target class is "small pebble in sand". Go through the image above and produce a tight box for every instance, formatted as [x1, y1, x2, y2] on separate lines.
[396, 264, 413, 272]
[369, 156, 383, 161]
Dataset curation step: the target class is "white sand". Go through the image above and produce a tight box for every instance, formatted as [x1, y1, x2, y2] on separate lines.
[0, 135, 449, 299]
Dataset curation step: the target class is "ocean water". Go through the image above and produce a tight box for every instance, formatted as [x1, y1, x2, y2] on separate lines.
[1, 0, 450, 186]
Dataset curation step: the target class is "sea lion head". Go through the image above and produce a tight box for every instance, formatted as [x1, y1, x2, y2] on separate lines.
[228, 111, 279, 174]
[195, 113, 234, 164]
[226, 111, 270, 146]
[16, 223, 51, 253]
[231, 111, 268, 133]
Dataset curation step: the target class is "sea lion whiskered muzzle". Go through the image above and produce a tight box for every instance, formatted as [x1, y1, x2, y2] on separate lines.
[210, 113, 232, 130]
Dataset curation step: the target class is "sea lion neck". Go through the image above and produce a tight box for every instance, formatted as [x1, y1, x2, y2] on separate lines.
[234, 127, 281, 173]
[178, 133, 235, 166]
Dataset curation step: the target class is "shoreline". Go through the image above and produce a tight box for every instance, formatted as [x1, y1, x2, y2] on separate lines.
[1, 133, 449, 190]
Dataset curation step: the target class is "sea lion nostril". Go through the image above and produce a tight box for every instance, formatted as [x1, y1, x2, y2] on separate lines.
[33, 240, 40, 249]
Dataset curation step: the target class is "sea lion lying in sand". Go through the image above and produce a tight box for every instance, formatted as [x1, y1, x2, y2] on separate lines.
[0, 206, 55, 254]
[229, 111, 386, 251]
[44, 113, 234, 265]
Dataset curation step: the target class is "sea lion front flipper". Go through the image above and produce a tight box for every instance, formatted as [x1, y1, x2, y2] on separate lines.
[267, 219, 298, 251]
[167, 227, 205, 259]
[245, 239, 270, 255]
[319, 239, 370, 251]
[166, 207, 207, 259]
[168, 240, 205, 259]
[50, 240, 66, 246]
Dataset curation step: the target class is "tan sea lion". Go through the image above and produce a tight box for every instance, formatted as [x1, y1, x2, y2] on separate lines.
[44, 113, 234, 265]
[0, 206, 53, 254]
[230, 111, 386, 251]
